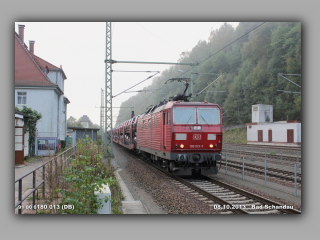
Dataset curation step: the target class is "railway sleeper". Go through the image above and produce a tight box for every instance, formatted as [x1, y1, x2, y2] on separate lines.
[219, 196, 247, 201]
[227, 199, 255, 204]
[215, 194, 242, 198]
[248, 210, 280, 214]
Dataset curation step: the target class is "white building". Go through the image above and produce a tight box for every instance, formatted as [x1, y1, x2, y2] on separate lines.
[247, 105, 301, 145]
[80, 115, 90, 128]
[252, 104, 273, 123]
[15, 25, 70, 154]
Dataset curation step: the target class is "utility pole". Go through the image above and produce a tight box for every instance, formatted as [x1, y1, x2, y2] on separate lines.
[100, 88, 104, 142]
[105, 22, 114, 160]
[104, 23, 199, 159]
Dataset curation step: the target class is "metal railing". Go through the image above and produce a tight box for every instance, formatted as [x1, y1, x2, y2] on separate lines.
[223, 147, 301, 197]
[15, 146, 76, 214]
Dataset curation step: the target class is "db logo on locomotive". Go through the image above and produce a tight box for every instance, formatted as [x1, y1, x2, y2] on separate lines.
[193, 134, 201, 140]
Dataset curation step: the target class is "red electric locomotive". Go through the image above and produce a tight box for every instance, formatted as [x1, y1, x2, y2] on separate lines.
[136, 100, 222, 175]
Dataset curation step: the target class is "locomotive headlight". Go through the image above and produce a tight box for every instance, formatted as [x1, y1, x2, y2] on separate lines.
[180, 144, 184, 148]
[193, 126, 202, 130]
[209, 144, 214, 148]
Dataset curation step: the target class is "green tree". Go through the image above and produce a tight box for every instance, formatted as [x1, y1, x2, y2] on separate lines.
[115, 22, 301, 126]
[67, 116, 84, 128]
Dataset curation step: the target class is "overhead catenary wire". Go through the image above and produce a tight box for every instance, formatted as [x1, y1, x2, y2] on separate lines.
[135, 22, 222, 81]
[112, 71, 160, 98]
[173, 22, 266, 79]
[136, 88, 163, 107]
[195, 75, 223, 97]
[115, 22, 266, 122]
[133, 23, 266, 108]
[159, 22, 266, 101]
[278, 73, 301, 88]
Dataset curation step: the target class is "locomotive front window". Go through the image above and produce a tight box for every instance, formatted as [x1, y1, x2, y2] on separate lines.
[173, 107, 196, 124]
[197, 108, 220, 125]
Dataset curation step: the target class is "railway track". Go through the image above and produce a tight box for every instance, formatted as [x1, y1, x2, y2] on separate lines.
[224, 143, 301, 152]
[182, 175, 300, 214]
[219, 159, 301, 183]
[222, 148, 301, 163]
[117, 144, 301, 214]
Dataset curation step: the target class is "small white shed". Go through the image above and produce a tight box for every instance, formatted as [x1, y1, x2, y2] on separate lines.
[252, 104, 273, 123]
[247, 120, 301, 145]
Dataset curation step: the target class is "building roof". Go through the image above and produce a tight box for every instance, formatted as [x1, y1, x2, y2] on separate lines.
[80, 115, 90, 122]
[33, 54, 67, 79]
[15, 32, 57, 87]
[246, 120, 301, 125]
[15, 29, 67, 88]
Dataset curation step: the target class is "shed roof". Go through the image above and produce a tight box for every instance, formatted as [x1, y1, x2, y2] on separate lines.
[68, 127, 100, 131]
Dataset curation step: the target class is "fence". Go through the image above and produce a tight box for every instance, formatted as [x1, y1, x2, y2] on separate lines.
[15, 146, 76, 214]
[222, 146, 301, 196]
[35, 132, 58, 156]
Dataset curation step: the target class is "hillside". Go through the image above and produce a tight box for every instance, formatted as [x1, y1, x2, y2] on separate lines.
[116, 22, 301, 127]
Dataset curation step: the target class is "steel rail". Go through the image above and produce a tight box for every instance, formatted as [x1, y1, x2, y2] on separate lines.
[219, 160, 301, 183]
[222, 149, 301, 162]
[224, 143, 301, 151]
[201, 175, 301, 214]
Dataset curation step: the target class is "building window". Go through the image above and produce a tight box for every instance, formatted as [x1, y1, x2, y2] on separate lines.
[17, 92, 27, 105]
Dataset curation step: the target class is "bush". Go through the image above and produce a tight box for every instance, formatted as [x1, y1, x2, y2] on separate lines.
[60, 140, 66, 149]
[56, 136, 116, 214]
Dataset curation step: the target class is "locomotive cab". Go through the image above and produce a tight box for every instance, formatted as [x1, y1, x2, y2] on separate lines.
[169, 102, 223, 175]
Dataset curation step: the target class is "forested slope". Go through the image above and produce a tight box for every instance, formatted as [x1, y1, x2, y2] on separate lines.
[116, 22, 301, 127]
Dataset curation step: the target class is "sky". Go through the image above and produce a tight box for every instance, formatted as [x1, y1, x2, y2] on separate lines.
[15, 22, 239, 126]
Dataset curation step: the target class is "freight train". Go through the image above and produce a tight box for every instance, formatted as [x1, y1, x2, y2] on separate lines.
[112, 100, 222, 176]
[112, 79, 222, 176]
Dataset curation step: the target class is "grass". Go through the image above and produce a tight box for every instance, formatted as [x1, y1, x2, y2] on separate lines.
[27, 195, 41, 201]
[223, 127, 247, 144]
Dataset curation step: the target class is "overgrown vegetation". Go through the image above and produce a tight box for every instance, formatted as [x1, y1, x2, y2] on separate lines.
[30, 137, 123, 214]
[15, 106, 42, 156]
[223, 127, 247, 144]
[116, 22, 301, 126]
